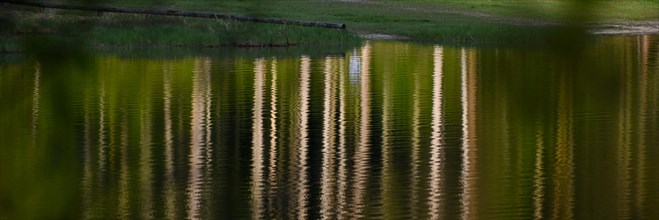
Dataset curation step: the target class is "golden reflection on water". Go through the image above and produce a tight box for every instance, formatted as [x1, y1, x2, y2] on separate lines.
[409, 46, 425, 218]
[613, 35, 654, 219]
[98, 78, 107, 178]
[380, 42, 395, 217]
[337, 56, 349, 219]
[163, 62, 177, 220]
[139, 75, 154, 220]
[532, 128, 545, 220]
[297, 56, 311, 220]
[8, 36, 659, 219]
[267, 58, 279, 217]
[354, 43, 371, 218]
[460, 48, 478, 220]
[552, 71, 575, 220]
[82, 68, 93, 220]
[635, 35, 650, 219]
[251, 58, 266, 220]
[429, 46, 444, 220]
[617, 46, 633, 220]
[320, 57, 338, 219]
[187, 58, 213, 220]
[410, 52, 422, 218]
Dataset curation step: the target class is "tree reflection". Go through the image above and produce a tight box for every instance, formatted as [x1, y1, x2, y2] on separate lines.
[2, 0, 658, 219]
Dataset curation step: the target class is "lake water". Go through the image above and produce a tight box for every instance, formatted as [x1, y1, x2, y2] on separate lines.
[1, 36, 658, 219]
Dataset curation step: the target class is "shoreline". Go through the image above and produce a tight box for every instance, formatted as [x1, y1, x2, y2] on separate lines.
[2, 0, 658, 50]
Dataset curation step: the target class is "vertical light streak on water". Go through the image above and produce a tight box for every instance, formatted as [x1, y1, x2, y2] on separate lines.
[98, 78, 107, 178]
[336, 58, 349, 219]
[355, 44, 371, 218]
[533, 128, 545, 220]
[108, 62, 121, 182]
[553, 74, 575, 220]
[297, 56, 311, 220]
[118, 118, 130, 220]
[187, 59, 203, 220]
[634, 35, 649, 218]
[139, 93, 153, 220]
[429, 46, 444, 220]
[320, 57, 337, 219]
[251, 58, 266, 220]
[200, 58, 214, 217]
[460, 48, 478, 220]
[31, 63, 40, 148]
[203, 58, 214, 217]
[410, 52, 422, 218]
[162, 63, 176, 220]
[82, 90, 93, 220]
[380, 44, 393, 219]
[187, 58, 213, 220]
[203, 59, 213, 183]
[267, 59, 279, 214]
[30, 63, 42, 213]
[616, 43, 633, 220]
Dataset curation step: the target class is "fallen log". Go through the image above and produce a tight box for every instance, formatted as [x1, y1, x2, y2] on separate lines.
[1, 0, 347, 29]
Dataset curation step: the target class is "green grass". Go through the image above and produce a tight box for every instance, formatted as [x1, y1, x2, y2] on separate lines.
[424, 0, 659, 21]
[87, 19, 360, 48]
[93, 0, 659, 43]
[1, 6, 361, 50]
[2, 0, 658, 49]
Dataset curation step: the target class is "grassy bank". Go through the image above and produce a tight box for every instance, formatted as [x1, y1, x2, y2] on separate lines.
[99, 0, 658, 42]
[2, 0, 658, 50]
[431, 0, 659, 21]
[0, 5, 361, 50]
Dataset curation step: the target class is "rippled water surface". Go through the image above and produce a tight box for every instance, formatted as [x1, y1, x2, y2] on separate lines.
[2, 36, 659, 219]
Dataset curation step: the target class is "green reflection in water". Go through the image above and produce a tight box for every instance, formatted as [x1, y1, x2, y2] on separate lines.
[1, 36, 658, 219]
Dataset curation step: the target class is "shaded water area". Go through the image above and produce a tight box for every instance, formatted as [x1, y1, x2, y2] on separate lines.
[1, 36, 658, 219]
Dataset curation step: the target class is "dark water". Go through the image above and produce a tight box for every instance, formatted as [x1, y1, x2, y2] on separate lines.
[1, 36, 658, 219]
